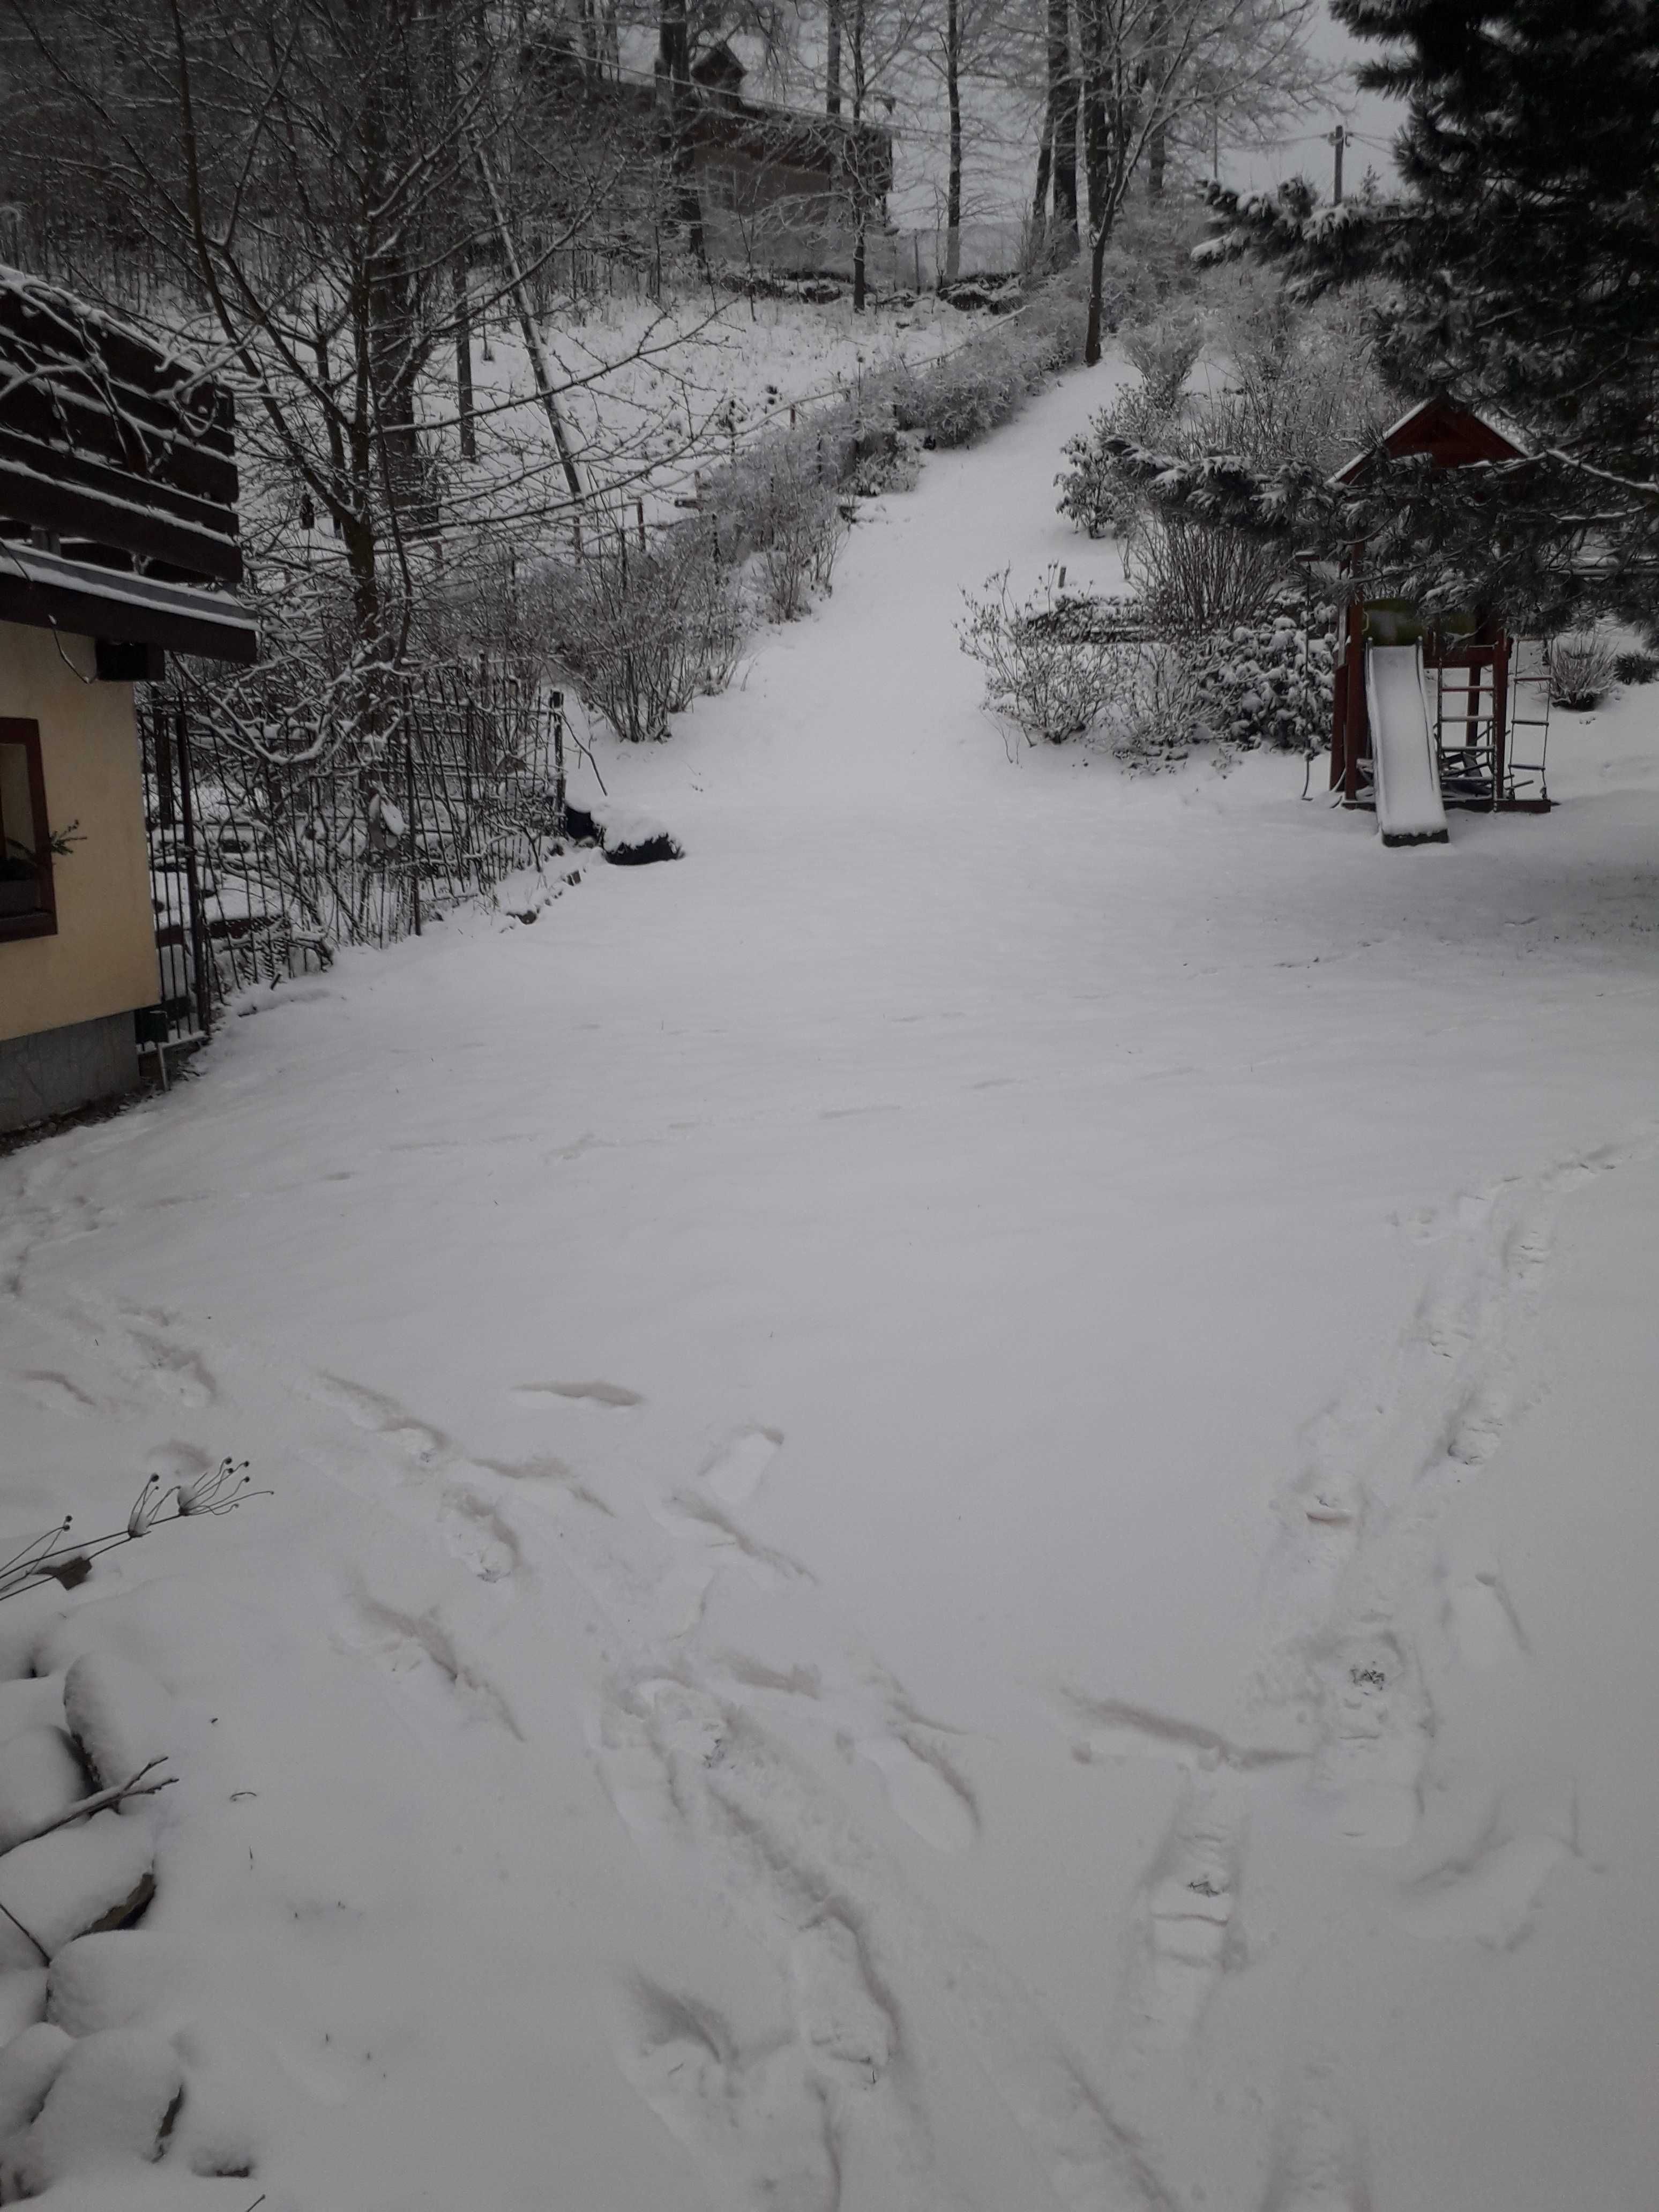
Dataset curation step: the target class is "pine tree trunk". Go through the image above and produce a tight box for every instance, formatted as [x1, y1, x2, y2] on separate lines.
[826, 0, 842, 114]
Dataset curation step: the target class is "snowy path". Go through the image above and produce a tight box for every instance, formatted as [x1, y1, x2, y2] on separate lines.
[6, 369, 1659, 2211]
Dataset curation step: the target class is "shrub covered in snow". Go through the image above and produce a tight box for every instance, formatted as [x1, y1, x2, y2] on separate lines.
[1613, 649, 1659, 686]
[1550, 629, 1618, 710]
[1187, 608, 1337, 754]
[1055, 376, 1183, 541]
[958, 568, 1142, 747]
[536, 529, 745, 744]
[956, 568, 1204, 760]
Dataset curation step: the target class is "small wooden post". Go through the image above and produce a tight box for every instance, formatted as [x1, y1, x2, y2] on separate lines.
[1491, 632, 1509, 805]
[636, 499, 646, 549]
[1343, 588, 1364, 805]
[551, 689, 567, 838]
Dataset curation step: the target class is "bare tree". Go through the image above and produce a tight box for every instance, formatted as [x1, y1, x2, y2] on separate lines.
[4, 0, 728, 734]
[1071, 0, 1324, 362]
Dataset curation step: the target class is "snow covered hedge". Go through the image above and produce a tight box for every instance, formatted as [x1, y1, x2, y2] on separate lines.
[960, 578, 1334, 760]
[1188, 609, 1336, 754]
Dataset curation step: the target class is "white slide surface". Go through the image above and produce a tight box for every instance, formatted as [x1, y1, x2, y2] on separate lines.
[1366, 642, 1448, 845]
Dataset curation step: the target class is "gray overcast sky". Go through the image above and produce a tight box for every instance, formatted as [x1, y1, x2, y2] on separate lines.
[1227, 8, 1402, 197]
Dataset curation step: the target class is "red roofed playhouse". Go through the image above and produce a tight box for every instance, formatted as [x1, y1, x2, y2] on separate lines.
[1328, 395, 1553, 846]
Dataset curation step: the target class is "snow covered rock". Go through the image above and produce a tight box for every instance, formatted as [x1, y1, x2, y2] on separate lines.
[0, 1973, 46, 2047]
[0, 1818, 155, 1969]
[2, 2027, 183, 2195]
[61, 1656, 173, 1795]
[0, 1683, 68, 1753]
[47, 1934, 185, 2038]
[5, 2176, 255, 2210]
[571, 799, 683, 866]
[0, 1732, 87, 1854]
[599, 809, 683, 866]
[0, 2021, 73, 2140]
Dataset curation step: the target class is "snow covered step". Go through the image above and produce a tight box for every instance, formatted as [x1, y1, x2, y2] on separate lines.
[0, 1819, 155, 1969]
[0, 1731, 88, 1853]
[0, 1971, 46, 2046]
[0, 2020, 73, 2140]
[1, 2026, 184, 2196]
[48, 1934, 188, 2037]
[62, 1656, 174, 1795]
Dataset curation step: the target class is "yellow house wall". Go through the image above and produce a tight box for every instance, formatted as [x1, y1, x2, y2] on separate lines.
[0, 623, 159, 1047]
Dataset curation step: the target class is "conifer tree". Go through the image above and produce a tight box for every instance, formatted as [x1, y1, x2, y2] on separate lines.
[1124, 0, 1659, 626]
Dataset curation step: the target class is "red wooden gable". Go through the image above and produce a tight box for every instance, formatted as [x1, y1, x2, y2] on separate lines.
[1332, 395, 1525, 487]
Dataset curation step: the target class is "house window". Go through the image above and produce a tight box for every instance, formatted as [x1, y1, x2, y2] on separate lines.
[0, 719, 57, 942]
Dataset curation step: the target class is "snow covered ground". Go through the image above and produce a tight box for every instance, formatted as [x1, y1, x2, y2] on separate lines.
[5, 364, 1659, 2211]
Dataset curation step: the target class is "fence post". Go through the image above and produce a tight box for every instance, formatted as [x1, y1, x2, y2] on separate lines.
[174, 704, 212, 1038]
[552, 689, 567, 838]
[914, 233, 922, 292]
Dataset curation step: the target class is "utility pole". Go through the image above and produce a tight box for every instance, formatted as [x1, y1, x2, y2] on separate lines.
[1326, 122, 1347, 204]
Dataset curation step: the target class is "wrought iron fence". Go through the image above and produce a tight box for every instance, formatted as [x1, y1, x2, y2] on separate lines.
[141, 663, 567, 1045]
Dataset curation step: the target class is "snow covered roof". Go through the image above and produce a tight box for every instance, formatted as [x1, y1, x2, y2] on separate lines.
[1330, 395, 1527, 488]
[0, 265, 243, 588]
[0, 537, 257, 664]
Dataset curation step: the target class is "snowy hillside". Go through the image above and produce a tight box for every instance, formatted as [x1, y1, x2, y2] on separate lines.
[4, 362, 1659, 2211]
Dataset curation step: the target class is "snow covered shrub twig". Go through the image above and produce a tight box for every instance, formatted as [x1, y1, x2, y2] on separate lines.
[1549, 630, 1617, 710]
[0, 1460, 264, 1606]
[0, 1760, 176, 1856]
[958, 567, 1149, 750]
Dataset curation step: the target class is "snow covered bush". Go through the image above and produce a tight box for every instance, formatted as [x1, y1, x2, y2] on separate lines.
[957, 567, 1152, 749]
[743, 453, 850, 623]
[1550, 630, 1618, 710]
[1120, 313, 1203, 416]
[1097, 640, 1204, 764]
[1187, 607, 1337, 753]
[1130, 515, 1294, 634]
[890, 281, 1086, 450]
[537, 528, 744, 742]
[1613, 649, 1659, 685]
[1055, 376, 1183, 540]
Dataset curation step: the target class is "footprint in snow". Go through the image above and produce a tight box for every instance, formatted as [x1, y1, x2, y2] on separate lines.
[515, 1378, 644, 1408]
[614, 1982, 839, 2212]
[316, 1372, 447, 1463]
[1313, 1632, 1431, 1848]
[1261, 2071, 1372, 2212]
[853, 1733, 978, 1855]
[1443, 1565, 1528, 1672]
[1393, 1789, 1575, 1949]
[788, 1912, 896, 2088]
[699, 1426, 783, 1504]
[1119, 1773, 1249, 2054]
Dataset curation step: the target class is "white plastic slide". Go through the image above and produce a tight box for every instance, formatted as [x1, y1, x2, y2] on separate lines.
[1365, 642, 1448, 846]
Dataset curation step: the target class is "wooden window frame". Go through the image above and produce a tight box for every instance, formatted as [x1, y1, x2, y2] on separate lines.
[0, 718, 57, 943]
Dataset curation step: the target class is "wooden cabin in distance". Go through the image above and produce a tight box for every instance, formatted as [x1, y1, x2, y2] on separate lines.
[0, 268, 257, 1135]
[1328, 395, 1552, 822]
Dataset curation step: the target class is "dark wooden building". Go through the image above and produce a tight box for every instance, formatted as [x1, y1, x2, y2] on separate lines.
[0, 269, 256, 1132]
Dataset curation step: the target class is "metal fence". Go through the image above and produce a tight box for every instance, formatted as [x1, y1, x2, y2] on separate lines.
[141, 663, 567, 1047]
